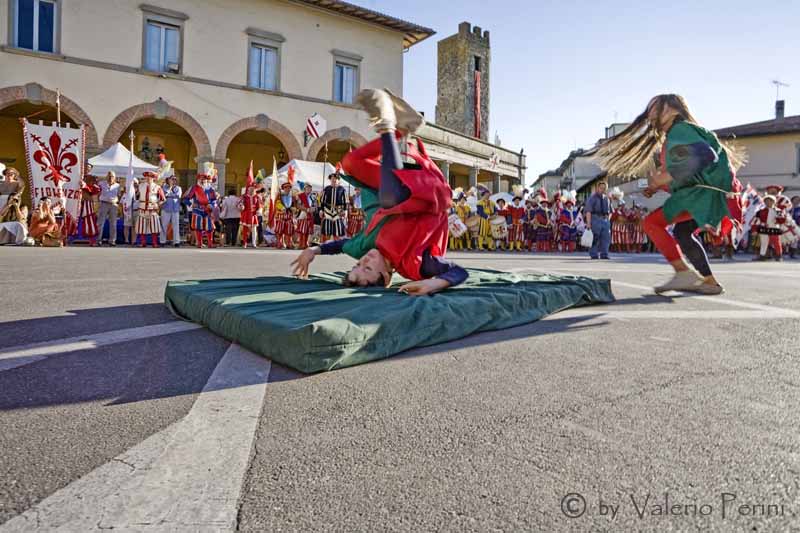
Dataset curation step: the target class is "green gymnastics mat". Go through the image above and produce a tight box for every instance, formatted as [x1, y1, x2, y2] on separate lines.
[164, 269, 614, 373]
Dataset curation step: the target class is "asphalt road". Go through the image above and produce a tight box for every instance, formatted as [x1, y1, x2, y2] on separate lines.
[0, 246, 798, 532]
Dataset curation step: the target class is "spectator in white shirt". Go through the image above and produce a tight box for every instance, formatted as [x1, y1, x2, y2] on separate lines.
[220, 190, 242, 246]
[97, 171, 121, 246]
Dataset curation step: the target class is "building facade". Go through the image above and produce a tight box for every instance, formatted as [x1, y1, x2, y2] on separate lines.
[716, 101, 800, 196]
[1, 1, 524, 200]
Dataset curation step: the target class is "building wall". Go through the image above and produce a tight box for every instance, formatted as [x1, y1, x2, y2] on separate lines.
[435, 22, 490, 141]
[0, 0, 410, 191]
[732, 134, 800, 194]
[42, 0, 404, 100]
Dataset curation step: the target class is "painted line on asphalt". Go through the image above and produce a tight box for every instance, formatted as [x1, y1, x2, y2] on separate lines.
[0, 321, 203, 373]
[509, 268, 800, 318]
[556, 308, 799, 320]
[607, 279, 800, 316]
[0, 343, 271, 532]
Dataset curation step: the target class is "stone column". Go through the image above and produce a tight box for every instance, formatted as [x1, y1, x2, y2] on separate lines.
[439, 161, 451, 187]
[492, 172, 501, 193]
[469, 167, 479, 189]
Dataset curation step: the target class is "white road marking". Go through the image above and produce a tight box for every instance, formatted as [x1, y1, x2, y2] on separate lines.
[555, 308, 799, 320]
[649, 336, 672, 342]
[0, 344, 271, 532]
[0, 321, 203, 372]
[508, 268, 800, 318]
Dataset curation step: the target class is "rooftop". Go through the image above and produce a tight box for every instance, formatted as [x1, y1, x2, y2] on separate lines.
[289, 0, 436, 48]
[715, 115, 800, 139]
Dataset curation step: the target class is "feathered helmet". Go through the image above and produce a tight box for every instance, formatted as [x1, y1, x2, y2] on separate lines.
[535, 187, 548, 205]
[477, 185, 491, 197]
[512, 184, 524, 198]
[452, 187, 465, 201]
[142, 170, 158, 180]
[564, 190, 577, 206]
[197, 161, 218, 182]
[765, 184, 785, 193]
[610, 187, 624, 200]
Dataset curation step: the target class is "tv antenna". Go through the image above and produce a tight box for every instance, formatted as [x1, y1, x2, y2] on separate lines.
[772, 79, 790, 100]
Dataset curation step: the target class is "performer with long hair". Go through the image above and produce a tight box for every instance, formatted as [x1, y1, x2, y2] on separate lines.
[291, 89, 467, 296]
[597, 94, 744, 294]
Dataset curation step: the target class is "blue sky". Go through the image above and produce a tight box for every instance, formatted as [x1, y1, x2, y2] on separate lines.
[366, 0, 799, 185]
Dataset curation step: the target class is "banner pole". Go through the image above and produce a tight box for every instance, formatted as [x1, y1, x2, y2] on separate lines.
[56, 88, 61, 125]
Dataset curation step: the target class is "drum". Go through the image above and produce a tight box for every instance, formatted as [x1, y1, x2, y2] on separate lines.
[490, 215, 508, 240]
[448, 213, 467, 238]
[466, 215, 481, 237]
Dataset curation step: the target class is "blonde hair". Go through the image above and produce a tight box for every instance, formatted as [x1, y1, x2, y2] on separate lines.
[596, 94, 745, 178]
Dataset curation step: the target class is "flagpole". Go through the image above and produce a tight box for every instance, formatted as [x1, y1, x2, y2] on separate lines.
[56, 88, 61, 125]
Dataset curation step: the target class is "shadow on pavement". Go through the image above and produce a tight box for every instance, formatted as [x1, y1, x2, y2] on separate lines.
[0, 303, 174, 349]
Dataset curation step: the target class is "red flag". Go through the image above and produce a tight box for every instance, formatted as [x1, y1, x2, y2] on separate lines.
[287, 165, 295, 185]
[335, 162, 342, 174]
[246, 160, 254, 188]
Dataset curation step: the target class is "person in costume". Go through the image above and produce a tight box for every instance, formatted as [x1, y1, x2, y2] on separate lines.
[347, 187, 366, 237]
[449, 192, 472, 250]
[494, 198, 510, 250]
[706, 178, 744, 259]
[28, 197, 60, 245]
[628, 205, 645, 253]
[597, 94, 745, 294]
[508, 196, 526, 251]
[558, 196, 579, 253]
[135, 170, 165, 247]
[320, 173, 347, 242]
[608, 188, 627, 253]
[78, 174, 101, 246]
[524, 198, 538, 251]
[750, 195, 785, 261]
[790, 195, 800, 258]
[475, 188, 495, 251]
[295, 183, 316, 250]
[273, 181, 297, 249]
[533, 194, 553, 252]
[238, 184, 263, 248]
[183, 162, 219, 248]
[291, 88, 467, 295]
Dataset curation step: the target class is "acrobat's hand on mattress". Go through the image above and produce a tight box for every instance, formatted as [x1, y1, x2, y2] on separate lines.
[398, 278, 450, 297]
[291, 247, 319, 279]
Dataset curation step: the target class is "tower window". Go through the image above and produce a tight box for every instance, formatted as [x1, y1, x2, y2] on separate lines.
[474, 56, 481, 72]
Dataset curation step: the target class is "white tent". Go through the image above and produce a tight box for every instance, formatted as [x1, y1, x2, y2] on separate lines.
[88, 143, 158, 177]
[490, 192, 514, 205]
[266, 160, 336, 190]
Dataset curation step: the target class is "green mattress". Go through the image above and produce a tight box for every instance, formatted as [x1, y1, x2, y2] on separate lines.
[164, 269, 614, 373]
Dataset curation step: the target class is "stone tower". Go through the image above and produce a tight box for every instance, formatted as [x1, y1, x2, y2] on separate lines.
[436, 22, 490, 141]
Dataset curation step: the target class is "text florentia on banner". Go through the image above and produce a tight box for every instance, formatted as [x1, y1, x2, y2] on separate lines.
[22, 119, 86, 220]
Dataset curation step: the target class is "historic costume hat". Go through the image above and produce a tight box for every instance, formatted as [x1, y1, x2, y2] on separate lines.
[765, 184, 785, 193]
[197, 161, 218, 181]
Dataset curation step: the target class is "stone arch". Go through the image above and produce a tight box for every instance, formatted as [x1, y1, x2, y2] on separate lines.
[306, 127, 368, 161]
[0, 83, 100, 148]
[102, 99, 212, 160]
[214, 114, 303, 162]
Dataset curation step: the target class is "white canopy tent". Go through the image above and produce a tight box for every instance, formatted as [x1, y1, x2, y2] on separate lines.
[265, 160, 337, 190]
[88, 143, 158, 177]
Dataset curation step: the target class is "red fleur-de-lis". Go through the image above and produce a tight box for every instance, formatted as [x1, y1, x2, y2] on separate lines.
[32, 131, 79, 188]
